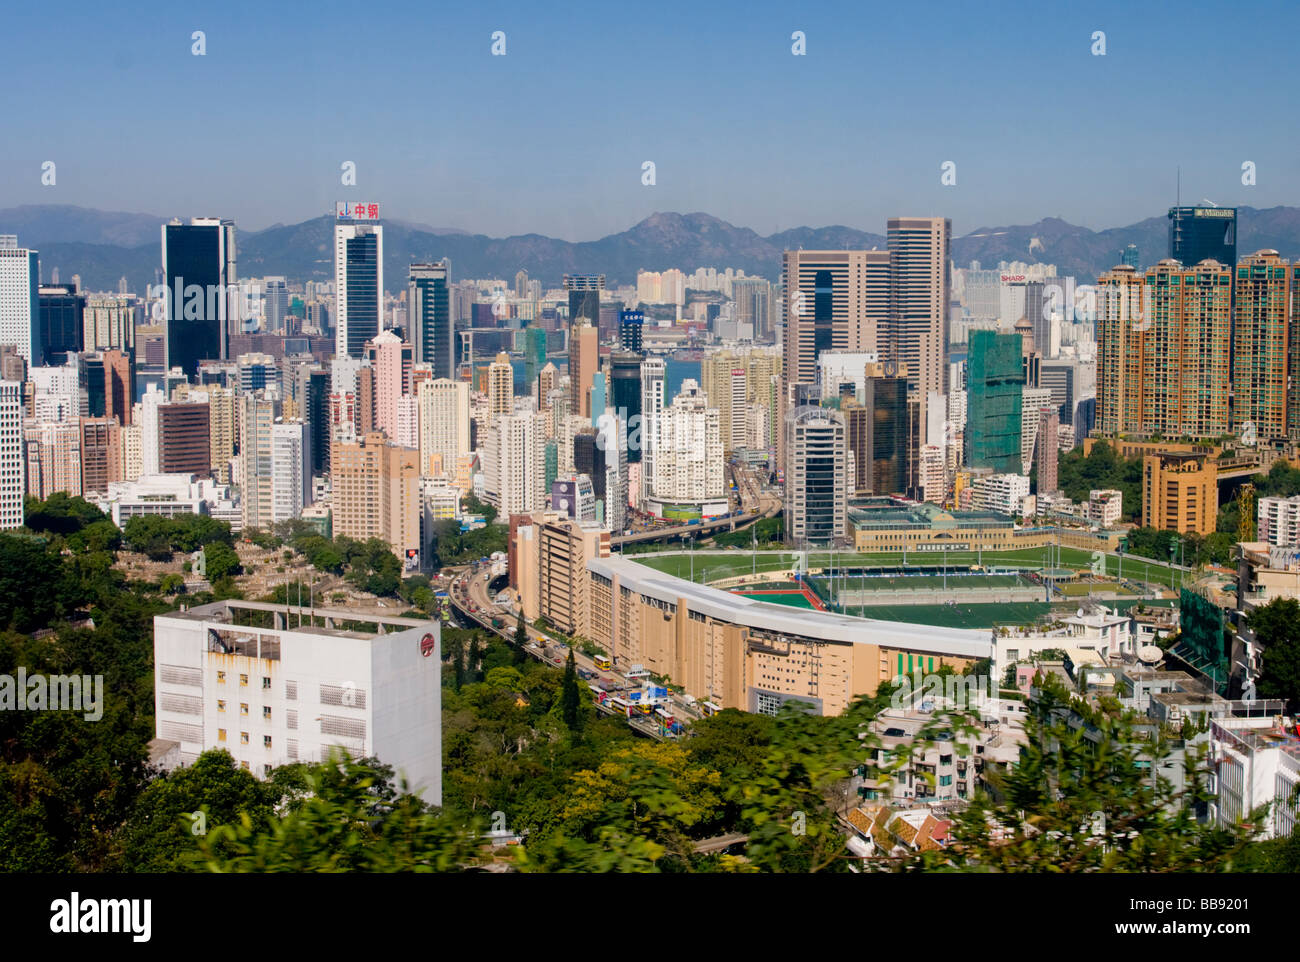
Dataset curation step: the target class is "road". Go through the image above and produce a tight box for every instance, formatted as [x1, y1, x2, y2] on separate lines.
[611, 462, 780, 548]
[448, 562, 704, 731]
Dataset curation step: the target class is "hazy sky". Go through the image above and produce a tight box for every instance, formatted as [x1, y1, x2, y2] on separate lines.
[4, 0, 1297, 240]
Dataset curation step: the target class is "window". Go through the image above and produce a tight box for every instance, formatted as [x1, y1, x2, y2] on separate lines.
[264, 735, 272, 749]
[241, 761, 249, 771]
[262, 677, 271, 690]
[263, 706, 272, 720]
[217, 700, 226, 712]
[217, 728, 226, 742]
[263, 765, 272, 777]
[240, 732, 249, 745]
[240, 674, 248, 687]
[240, 703, 249, 715]
[217, 671, 226, 684]
[940, 774, 953, 787]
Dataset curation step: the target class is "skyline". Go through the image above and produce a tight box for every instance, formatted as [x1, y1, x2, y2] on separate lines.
[3, 0, 1298, 239]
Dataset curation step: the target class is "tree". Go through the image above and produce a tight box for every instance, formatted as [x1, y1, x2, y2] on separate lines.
[513, 611, 529, 666]
[560, 650, 582, 732]
[202, 541, 242, 582]
[1247, 597, 1300, 712]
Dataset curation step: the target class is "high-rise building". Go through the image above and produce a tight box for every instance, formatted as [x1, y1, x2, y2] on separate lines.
[487, 352, 514, 416]
[37, 283, 86, 367]
[609, 352, 643, 464]
[1168, 207, 1236, 267]
[84, 294, 136, 353]
[568, 321, 598, 419]
[618, 310, 644, 352]
[409, 263, 452, 378]
[80, 417, 121, 495]
[523, 325, 547, 396]
[651, 380, 723, 508]
[965, 330, 1025, 474]
[332, 431, 421, 559]
[1233, 250, 1289, 442]
[887, 217, 951, 414]
[639, 357, 665, 503]
[24, 420, 82, 499]
[781, 249, 891, 402]
[1035, 407, 1060, 495]
[240, 392, 281, 532]
[0, 380, 23, 528]
[162, 218, 237, 377]
[271, 420, 311, 523]
[1096, 260, 1230, 440]
[335, 222, 384, 359]
[483, 410, 545, 519]
[861, 369, 909, 495]
[158, 400, 211, 476]
[0, 237, 40, 365]
[305, 368, 330, 477]
[263, 277, 288, 332]
[784, 406, 847, 547]
[1142, 452, 1217, 535]
[564, 274, 604, 327]
[365, 330, 413, 439]
[732, 277, 772, 340]
[418, 378, 470, 478]
[1121, 244, 1140, 269]
[236, 351, 279, 393]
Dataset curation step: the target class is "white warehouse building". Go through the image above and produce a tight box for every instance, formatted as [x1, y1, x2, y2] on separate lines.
[153, 600, 442, 802]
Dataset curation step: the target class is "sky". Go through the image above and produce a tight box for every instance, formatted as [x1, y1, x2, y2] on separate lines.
[4, 0, 1299, 241]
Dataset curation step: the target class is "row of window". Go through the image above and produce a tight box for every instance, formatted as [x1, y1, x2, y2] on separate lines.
[216, 701, 273, 720]
[217, 729, 273, 749]
[216, 671, 272, 689]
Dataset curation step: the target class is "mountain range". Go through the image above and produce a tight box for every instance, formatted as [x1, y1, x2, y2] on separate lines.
[5, 204, 1300, 296]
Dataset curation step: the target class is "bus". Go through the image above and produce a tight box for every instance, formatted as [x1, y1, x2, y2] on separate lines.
[609, 697, 632, 716]
[701, 701, 722, 717]
[593, 653, 612, 670]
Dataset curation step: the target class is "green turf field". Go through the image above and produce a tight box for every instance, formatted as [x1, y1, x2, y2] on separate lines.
[817, 573, 1027, 592]
[632, 546, 1183, 589]
[852, 601, 1052, 629]
[731, 590, 817, 609]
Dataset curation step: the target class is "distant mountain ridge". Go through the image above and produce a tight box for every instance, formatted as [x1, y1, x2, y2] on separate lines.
[5, 204, 1300, 295]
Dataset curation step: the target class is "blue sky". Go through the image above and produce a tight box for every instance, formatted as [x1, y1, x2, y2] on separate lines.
[4, 0, 1298, 240]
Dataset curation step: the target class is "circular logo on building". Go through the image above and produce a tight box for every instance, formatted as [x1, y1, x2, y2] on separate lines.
[420, 633, 436, 658]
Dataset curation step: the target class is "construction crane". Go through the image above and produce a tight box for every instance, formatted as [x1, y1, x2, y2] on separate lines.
[1238, 483, 1256, 543]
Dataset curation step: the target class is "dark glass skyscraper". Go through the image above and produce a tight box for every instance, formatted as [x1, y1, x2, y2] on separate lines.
[564, 274, 604, 326]
[335, 222, 383, 359]
[162, 218, 236, 377]
[1168, 207, 1236, 266]
[37, 283, 86, 366]
[610, 351, 644, 463]
[618, 309, 644, 352]
[409, 263, 452, 377]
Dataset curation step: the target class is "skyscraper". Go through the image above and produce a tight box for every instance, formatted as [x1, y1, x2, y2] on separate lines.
[523, 325, 547, 396]
[1233, 250, 1289, 442]
[887, 217, 951, 411]
[418, 378, 470, 478]
[784, 406, 847, 547]
[37, 283, 86, 367]
[639, 357, 665, 504]
[0, 236, 40, 366]
[782, 249, 891, 401]
[862, 369, 909, 495]
[965, 330, 1025, 474]
[564, 274, 604, 327]
[1035, 407, 1059, 495]
[1096, 260, 1230, 440]
[0, 380, 22, 529]
[618, 309, 644, 352]
[409, 263, 452, 378]
[162, 218, 237, 377]
[568, 321, 598, 419]
[335, 220, 384, 359]
[1168, 207, 1236, 267]
[487, 352, 514, 416]
[263, 277, 288, 332]
[271, 420, 311, 523]
[609, 352, 643, 463]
